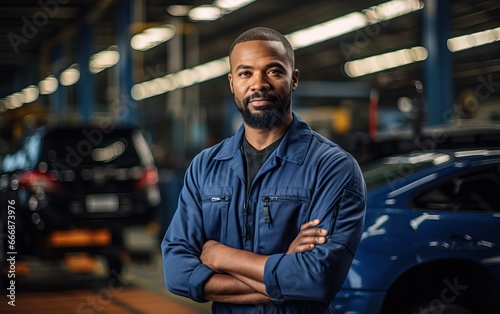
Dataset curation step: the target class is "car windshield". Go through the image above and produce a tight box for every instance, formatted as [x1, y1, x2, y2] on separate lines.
[361, 152, 454, 191]
[40, 128, 142, 169]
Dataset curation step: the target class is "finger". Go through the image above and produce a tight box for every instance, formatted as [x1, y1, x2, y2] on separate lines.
[300, 219, 321, 231]
[296, 235, 327, 246]
[294, 243, 315, 253]
[298, 228, 328, 237]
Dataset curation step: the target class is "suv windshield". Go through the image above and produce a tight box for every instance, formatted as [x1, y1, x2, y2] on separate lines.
[361, 152, 454, 191]
[40, 128, 143, 169]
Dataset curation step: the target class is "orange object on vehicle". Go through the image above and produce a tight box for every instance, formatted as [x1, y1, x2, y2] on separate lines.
[49, 229, 111, 247]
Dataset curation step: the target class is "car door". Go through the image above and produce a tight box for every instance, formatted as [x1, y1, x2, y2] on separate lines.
[409, 161, 500, 261]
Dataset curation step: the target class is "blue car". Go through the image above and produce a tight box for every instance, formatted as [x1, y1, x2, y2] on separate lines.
[332, 148, 500, 314]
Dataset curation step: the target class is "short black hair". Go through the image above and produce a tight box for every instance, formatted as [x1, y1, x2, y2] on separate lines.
[229, 27, 295, 68]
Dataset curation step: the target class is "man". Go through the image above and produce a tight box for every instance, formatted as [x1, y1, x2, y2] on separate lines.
[162, 27, 366, 313]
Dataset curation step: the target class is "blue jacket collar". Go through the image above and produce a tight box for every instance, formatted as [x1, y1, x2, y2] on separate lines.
[214, 112, 311, 165]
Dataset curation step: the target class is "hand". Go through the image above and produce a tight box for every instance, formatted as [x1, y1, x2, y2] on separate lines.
[286, 219, 328, 254]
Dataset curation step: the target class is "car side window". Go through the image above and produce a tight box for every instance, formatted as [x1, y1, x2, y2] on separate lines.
[412, 164, 500, 212]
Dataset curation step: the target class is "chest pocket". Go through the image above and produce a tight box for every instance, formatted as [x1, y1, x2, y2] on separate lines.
[201, 186, 232, 242]
[258, 187, 311, 254]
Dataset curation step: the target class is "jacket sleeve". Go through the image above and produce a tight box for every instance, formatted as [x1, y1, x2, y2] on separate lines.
[161, 159, 215, 303]
[264, 153, 366, 303]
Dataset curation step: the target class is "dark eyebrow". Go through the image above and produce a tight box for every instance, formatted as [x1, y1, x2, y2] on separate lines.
[266, 62, 287, 70]
[235, 64, 253, 71]
[234, 62, 287, 72]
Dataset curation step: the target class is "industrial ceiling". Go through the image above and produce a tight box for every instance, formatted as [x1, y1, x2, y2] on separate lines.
[1, 0, 499, 114]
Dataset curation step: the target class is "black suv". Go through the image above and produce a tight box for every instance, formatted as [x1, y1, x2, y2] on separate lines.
[0, 125, 160, 277]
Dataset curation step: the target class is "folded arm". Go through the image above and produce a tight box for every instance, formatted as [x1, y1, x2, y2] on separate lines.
[203, 273, 270, 304]
[200, 219, 328, 303]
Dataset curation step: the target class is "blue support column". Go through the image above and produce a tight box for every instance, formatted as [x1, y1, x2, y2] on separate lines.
[116, 0, 136, 125]
[423, 0, 453, 125]
[77, 23, 94, 123]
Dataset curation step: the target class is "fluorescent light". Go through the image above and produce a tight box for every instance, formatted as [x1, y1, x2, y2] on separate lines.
[60, 64, 80, 86]
[89, 46, 120, 73]
[38, 75, 58, 94]
[191, 57, 231, 82]
[214, 0, 255, 11]
[21, 85, 39, 103]
[447, 26, 500, 52]
[132, 57, 229, 100]
[344, 46, 428, 78]
[5, 93, 23, 109]
[187, 0, 255, 22]
[131, 25, 176, 51]
[287, 13, 367, 49]
[363, 0, 424, 23]
[188, 5, 222, 21]
[286, 0, 423, 49]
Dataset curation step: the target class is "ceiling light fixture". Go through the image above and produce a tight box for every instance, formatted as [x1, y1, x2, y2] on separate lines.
[131, 25, 176, 51]
[287, 0, 423, 49]
[344, 46, 428, 78]
[363, 0, 424, 23]
[447, 26, 500, 52]
[5, 93, 23, 109]
[187, 0, 255, 22]
[286, 13, 368, 49]
[188, 5, 222, 22]
[89, 46, 120, 73]
[38, 75, 58, 94]
[132, 57, 229, 100]
[60, 64, 80, 86]
[214, 0, 255, 11]
[21, 85, 39, 103]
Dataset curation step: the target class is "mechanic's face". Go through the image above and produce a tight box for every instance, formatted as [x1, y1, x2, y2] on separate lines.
[228, 40, 298, 130]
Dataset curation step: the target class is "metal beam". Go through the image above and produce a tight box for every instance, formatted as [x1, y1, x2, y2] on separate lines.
[116, 0, 136, 125]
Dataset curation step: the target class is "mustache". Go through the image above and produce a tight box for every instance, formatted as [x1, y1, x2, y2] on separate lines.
[243, 91, 279, 106]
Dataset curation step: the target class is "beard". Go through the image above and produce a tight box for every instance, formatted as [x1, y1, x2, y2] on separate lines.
[236, 90, 291, 130]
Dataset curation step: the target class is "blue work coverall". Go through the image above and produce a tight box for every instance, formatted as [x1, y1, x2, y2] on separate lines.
[162, 113, 366, 313]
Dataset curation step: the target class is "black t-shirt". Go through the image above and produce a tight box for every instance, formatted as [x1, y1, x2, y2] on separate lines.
[242, 136, 282, 191]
